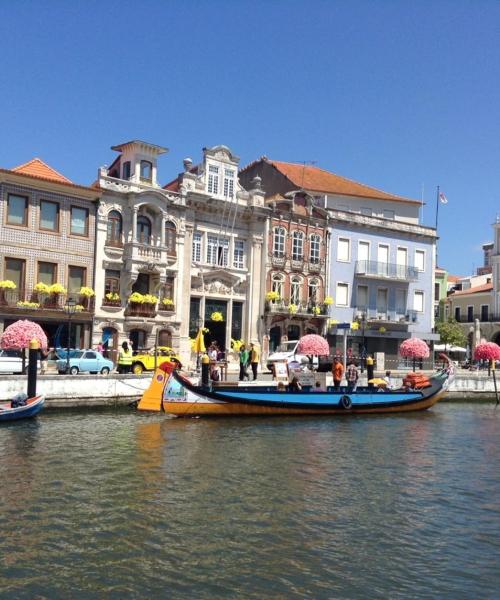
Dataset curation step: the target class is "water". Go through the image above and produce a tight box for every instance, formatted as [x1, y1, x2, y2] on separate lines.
[0, 404, 499, 599]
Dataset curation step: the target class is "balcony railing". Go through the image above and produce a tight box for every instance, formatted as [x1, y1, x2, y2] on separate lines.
[125, 302, 157, 318]
[265, 301, 328, 317]
[0, 289, 95, 313]
[355, 260, 419, 282]
[354, 307, 418, 324]
[271, 253, 286, 267]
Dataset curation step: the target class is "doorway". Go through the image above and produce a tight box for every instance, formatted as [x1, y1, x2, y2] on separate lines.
[269, 326, 281, 352]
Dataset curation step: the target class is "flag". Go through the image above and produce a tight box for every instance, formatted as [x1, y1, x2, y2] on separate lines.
[439, 192, 448, 204]
[193, 328, 206, 354]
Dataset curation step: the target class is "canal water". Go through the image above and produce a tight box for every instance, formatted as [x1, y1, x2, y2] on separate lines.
[0, 404, 499, 599]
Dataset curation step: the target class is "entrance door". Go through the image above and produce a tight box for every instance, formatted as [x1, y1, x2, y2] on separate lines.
[287, 324, 300, 340]
[129, 329, 147, 352]
[269, 326, 281, 352]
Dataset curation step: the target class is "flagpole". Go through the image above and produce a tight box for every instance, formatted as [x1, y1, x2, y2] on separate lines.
[435, 185, 440, 231]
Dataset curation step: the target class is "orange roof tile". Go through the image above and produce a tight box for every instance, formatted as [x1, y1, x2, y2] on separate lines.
[447, 274, 462, 283]
[450, 283, 493, 296]
[269, 160, 420, 204]
[12, 158, 73, 184]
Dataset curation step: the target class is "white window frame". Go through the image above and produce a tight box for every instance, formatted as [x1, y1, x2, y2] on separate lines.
[292, 231, 304, 261]
[337, 237, 351, 262]
[207, 234, 218, 264]
[233, 239, 245, 269]
[357, 240, 370, 263]
[395, 288, 407, 315]
[360, 207, 372, 216]
[308, 278, 319, 302]
[336, 282, 349, 307]
[376, 287, 389, 314]
[223, 168, 235, 199]
[290, 276, 302, 305]
[414, 290, 425, 313]
[383, 209, 395, 220]
[192, 231, 202, 263]
[415, 249, 426, 272]
[310, 234, 321, 264]
[271, 273, 284, 299]
[273, 227, 286, 256]
[207, 164, 219, 195]
[356, 284, 369, 310]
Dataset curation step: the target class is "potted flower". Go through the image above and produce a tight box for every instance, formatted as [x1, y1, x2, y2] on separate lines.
[266, 290, 280, 303]
[288, 304, 298, 314]
[0, 280, 16, 305]
[210, 311, 224, 322]
[104, 292, 121, 307]
[79, 286, 95, 309]
[312, 306, 321, 315]
[128, 292, 145, 304]
[323, 296, 334, 306]
[16, 301, 40, 309]
[160, 298, 175, 311]
[49, 283, 67, 295]
[75, 304, 85, 312]
[142, 294, 158, 305]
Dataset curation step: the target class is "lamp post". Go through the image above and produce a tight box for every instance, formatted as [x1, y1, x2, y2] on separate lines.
[64, 298, 76, 374]
[358, 312, 367, 372]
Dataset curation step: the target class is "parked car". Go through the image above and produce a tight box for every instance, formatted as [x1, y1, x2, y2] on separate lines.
[0, 349, 40, 374]
[57, 350, 114, 375]
[131, 346, 182, 375]
[266, 341, 320, 372]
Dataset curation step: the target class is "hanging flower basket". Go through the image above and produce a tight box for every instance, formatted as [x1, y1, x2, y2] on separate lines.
[79, 286, 95, 298]
[160, 298, 175, 311]
[323, 296, 334, 306]
[288, 304, 298, 314]
[104, 292, 121, 307]
[266, 291, 280, 302]
[474, 342, 500, 362]
[210, 311, 224, 322]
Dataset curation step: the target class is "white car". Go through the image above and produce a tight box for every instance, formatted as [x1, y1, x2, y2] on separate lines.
[0, 350, 40, 374]
[266, 340, 319, 372]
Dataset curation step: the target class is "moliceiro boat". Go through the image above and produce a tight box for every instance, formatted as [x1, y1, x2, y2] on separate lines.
[138, 358, 454, 418]
[0, 394, 45, 422]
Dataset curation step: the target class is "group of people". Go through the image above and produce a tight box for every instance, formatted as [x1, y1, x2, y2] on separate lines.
[332, 356, 394, 392]
[238, 343, 260, 381]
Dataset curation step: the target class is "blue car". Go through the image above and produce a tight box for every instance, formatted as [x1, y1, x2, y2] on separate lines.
[57, 350, 114, 375]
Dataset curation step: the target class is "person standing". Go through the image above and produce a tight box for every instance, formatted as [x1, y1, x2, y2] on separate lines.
[239, 344, 250, 381]
[346, 360, 359, 393]
[39, 347, 49, 375]
[117, 341, 133, 374]
[249, 343, 260, 381]
[366, 354, 375, 388]
[332, 357, 344, 390]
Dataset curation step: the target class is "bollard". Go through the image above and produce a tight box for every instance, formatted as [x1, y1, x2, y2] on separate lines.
[27, 338, 40, 399]
[201, 353, 210, 388]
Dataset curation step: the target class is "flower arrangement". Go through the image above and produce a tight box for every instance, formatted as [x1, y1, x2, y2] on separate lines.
[297, 334, 329, 356]
[0, 319, 48, 351]
[79, 286, 95, 298]
[202, 327, 210, 334]
[323, 296, 334, 306]
[329, 319, 339, 326]
[105, 292, 120, 301]
[17, 301, 40, 309]
[142, 294, 158, 305]
[266, 291, 280, 302]
[399, 338, 429, 359]
[231, 339, 244, 352]
[49, 283, 67, 295]
[0, 280, 16, 289]
[161, 298, 174, 307]
[34, 282, 51, 293]
[379, 326, 386, 333]
[350, 321, 359, 330]
[474, 342, 500, 361]
[75, 305, 85, 312]
[210, 311, 224, 322]
[312, 306, 321, 315]
[128, 292, 145, 303]
[288, 304, 298, 314]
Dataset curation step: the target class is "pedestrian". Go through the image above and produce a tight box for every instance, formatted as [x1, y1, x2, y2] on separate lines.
[249, 342, 260, 381]
[366, 354, 375, 388]
[332, 357, 344, 390]
[288, 376, 302, 391]
[117, 341, 133, 374]
[39, 347, 49, 375]
[97, 342, 104, 353]
[383, 370, 394, 390]
[346, 360, 359, 393]
[312, 381, 325, 392]
[239, 343, 250, 381]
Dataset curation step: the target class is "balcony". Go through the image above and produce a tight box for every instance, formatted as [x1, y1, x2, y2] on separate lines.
[271, 253, 286, 267]
[354, 307, 418, 324]
[355, 260, 419, 282]
[125, 302, 157, 318]
[123, 242, 172, 269]
[265, 301, 328, 317]
[0, 289, 95, 315]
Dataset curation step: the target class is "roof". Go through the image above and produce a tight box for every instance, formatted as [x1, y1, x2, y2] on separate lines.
[265, 159, 421, 204]
[447, 274, 462, 283]
[11, 158, 73, 184]
[111, 140, 168, 154]
[450, 282, 493, 297]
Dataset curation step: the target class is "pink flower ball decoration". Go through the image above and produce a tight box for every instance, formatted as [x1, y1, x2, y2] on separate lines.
[0, 319, 48, 351]
[296, 334, 330, 356]
[399, 338, 430, 359]
[473, 342, 500, 362]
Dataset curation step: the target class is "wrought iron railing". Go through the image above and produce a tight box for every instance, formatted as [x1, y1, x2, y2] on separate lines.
[355, 260, 419, 281]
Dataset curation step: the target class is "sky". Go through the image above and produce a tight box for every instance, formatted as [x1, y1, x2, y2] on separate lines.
[0, 0, 498, 276]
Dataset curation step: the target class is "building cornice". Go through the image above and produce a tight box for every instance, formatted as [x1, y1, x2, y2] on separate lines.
[0, 169, 100, 200]
[328, 209, 437, 239]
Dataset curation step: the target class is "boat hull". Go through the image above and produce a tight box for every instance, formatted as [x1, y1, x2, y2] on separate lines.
[0, 395, 45, 421]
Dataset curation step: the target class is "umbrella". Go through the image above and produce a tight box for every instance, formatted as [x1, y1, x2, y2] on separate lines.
[368, 378, 387, 386]
[193, 328, 206, 354]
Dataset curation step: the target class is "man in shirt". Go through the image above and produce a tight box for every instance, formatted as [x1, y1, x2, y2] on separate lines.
[332, 357, 344, 390]
[249, 343, 260, 381]
[346, 360, 359, 393]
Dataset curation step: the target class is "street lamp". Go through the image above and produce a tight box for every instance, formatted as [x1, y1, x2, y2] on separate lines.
[357, 312, 367, 372]
[64, 298, 76, 373]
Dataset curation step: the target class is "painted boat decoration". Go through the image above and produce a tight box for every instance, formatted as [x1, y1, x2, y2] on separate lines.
[0, 394, 45, 422]
[138, 359, 454, 417]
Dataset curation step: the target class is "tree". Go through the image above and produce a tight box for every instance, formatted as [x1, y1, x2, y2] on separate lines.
[435, 318, 467, 348]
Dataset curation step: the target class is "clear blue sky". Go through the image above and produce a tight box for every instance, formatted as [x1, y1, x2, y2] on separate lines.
[1, 0, 498, 276]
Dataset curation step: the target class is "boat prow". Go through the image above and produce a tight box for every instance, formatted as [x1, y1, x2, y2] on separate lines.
[0, 394, 45, 422]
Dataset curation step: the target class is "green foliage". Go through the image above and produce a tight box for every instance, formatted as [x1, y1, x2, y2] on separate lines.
[435, 318, 467, 348]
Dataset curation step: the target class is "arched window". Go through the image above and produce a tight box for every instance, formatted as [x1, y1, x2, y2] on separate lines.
[273, 227, 285, 257]
[310, 234, 321, 264]
[290, 276, 301, 305]
[158, 329, 172, 348]
[271, 273, 284, 300]
[140, 160, 152, 182]
[308, 278, 319, 303]
[165, 221, 177, 254]
[106, 210, 122, 245]
[137, 215, 152, 244]
[292, 231, 304, 260]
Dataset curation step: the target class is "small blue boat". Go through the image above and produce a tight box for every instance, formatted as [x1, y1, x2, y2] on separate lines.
[0, 395, 45, 422]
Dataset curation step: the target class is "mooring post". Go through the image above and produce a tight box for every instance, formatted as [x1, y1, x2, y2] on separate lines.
[492, 360, 499, 406]
[27, 339, 40, 398]
[201, 353, 210, 388]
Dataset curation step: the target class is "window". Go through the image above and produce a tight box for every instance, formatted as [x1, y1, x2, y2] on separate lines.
[68, 266, 86, 294]
[481, 305, 489, 321]
[39, 200, 59, 231]
[233, 240, 244, 269]
[434, 283, 440, 301]
[207, 164, 219, 194]
[292, 231, 304, 261]
[271, 273, 284, 299]
[336, 282, 349, 307]
[223, 168, 235, 198]
[70, 206, 89, 236]
[377, 288, 388, 314]
[165, 221, 176, 254]
[137, 215, 151, 244]
[415, 250, 425, 272]
[383, 209, 395, 219]
[396, 289, 407, 314]
[106, 210, 122, 245]
[273, 227, 285, 256]
[310, 234, 321, 263]
[37, 262, 57, 285]
[357, 285, 368, 310]
[467, 306, 474, 322]
[7, 194, 28, 226]
[454, 306, 461, 321]
[217, 238, 229, 266]
[207, 234, 218, 264]
[308, 278, 319, 302]
[140, 160, 152, 181]
[4, 258, 25, 294]
[161, 276, 175, 301]
[360, 207, 372, 216]
[105, 270, 120, 294]
[337, 237, 350, 262]
[192, 232, 202, 262]
[231, 302, 243, 341]
[122, 161, 131, 180]
[358, 241, 369, 263]
[290, 276, 301, 305]
[414, 291, 424, 313]
[378, 244, 389, 276]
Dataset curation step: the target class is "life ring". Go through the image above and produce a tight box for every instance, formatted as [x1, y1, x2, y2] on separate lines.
[340, 395, 352, 409]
